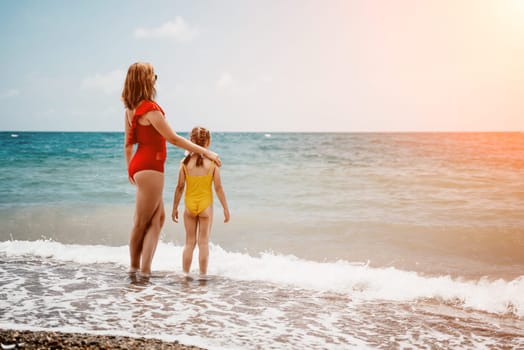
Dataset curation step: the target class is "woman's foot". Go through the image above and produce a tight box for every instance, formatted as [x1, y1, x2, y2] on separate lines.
[138, 271, 151, 283]
[127, 268, 138, 283]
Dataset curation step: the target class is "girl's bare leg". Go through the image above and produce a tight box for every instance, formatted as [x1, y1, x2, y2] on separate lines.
[197, 206, 213, 275]
[183, 209, 198, 273]
[129, 170, 164, 274]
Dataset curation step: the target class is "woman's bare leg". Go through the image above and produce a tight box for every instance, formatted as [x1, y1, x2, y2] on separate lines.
[197, 206, 213, 275]
[140, 200, 165, 275]
[182, 209, 198, 273]
[129, 170, 164, 274]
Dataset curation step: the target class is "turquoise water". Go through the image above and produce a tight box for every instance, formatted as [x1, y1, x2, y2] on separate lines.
[1, 131, 523, 274]
[1, 131, 523, 349]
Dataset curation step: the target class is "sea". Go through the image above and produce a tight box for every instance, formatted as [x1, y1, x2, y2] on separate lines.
[0, 131, 523, 349]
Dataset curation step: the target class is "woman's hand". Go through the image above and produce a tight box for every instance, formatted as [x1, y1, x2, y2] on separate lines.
[206, 150, 221, 166]
[172, 209, 179, 223]
[207, 150, 222, 167]
[128, 176, 136, 185]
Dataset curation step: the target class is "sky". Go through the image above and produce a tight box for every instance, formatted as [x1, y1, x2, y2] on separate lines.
[0, 0, 523, 132]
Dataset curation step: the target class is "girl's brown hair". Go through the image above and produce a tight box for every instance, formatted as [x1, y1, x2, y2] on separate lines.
[183, 126, 211, 167]
[121, 62, 157, 110]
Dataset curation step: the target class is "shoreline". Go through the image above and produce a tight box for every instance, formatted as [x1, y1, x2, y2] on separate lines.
[0, 329, 206, 350]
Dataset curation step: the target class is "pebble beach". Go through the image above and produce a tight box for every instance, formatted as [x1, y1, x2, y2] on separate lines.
[0, 329, 205, 350]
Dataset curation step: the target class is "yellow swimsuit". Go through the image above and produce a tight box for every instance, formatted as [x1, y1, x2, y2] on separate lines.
[183, 163, 215, 215]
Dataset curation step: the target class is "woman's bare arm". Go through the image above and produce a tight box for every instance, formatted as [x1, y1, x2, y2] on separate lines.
[147, 111, 221, 166]
[171, 165, 186, 223]
[124, 111, 135, 184]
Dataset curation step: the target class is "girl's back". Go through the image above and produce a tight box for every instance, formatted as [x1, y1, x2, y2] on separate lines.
[182, 155, 215, 216]
[184, 155, 215, 177]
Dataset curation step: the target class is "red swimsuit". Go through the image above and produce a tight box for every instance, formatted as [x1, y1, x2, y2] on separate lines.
[127, 101, 167, 179]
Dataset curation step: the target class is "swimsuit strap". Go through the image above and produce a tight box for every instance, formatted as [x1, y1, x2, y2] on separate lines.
[135, 100, 165, 117]
[182, 161, 214, 177]
[207, 162, 215, 176]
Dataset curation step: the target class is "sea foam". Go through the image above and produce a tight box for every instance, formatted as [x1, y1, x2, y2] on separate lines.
[1, 239, 522, 317]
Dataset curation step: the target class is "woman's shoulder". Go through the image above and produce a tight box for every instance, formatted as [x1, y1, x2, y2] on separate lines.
[135, 100, 164, 116]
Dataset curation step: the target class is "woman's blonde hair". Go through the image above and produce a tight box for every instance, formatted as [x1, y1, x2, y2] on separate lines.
[183, 126, 211, 167]
[121, 62, 157, 110]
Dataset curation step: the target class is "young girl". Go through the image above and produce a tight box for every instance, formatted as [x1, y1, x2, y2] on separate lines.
[171, 126, 230, 275]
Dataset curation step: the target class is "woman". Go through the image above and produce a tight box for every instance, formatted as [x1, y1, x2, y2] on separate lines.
[122, 62, 220, 278]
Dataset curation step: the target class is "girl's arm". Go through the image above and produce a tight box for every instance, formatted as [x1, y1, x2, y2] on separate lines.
[123, 111, 135, 184]
[147, 111, 221, 167]
[172, 165, 186, 223]
[213, 167, 230, 223]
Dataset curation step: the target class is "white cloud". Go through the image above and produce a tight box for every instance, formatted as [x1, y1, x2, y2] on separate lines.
[216, 72, 271, 97]
[0, 89, 20, 98]
[259, 75, 273, 83]
[215, 72, 275, 100]
[216, 72, 234, 90]
[135, 17, 198, 42]
[82, 69, 125, 95]
[43, 108, 56, 116]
